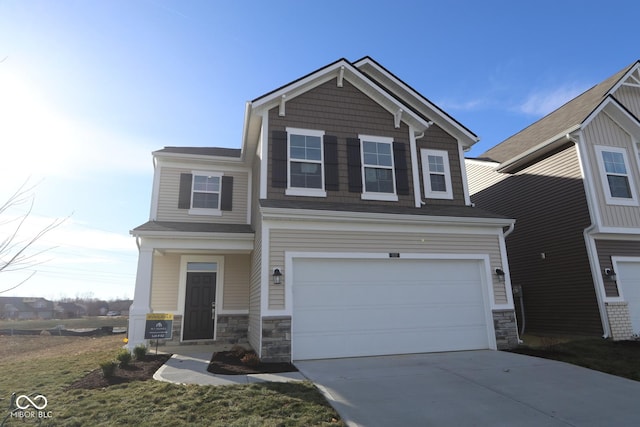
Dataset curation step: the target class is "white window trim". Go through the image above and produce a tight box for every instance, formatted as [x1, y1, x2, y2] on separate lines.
[594, 146, 639, 206]
[421, 149, 453, 200]
[285, 127, 326, 197]
[359, 134, 398, 201]
[189, 170, 223, 216]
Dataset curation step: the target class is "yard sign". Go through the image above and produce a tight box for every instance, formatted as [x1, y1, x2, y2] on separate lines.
[144, 313, 173, 339]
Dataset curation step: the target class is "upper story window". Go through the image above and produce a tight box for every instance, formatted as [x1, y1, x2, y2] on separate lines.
[192, 174, 221, 209]
[595, 145, 638, 206]
[286, 127, 326, 197]
[421, 149, 453, 199]
[178, 171, 233, 215]
[360, 135, 398, 201]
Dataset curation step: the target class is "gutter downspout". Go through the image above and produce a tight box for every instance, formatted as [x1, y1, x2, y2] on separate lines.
[569, 133, 611, 338]
[501, 221, 522, 342]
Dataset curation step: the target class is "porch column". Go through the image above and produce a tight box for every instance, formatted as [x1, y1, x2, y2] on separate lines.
[126, 246, 153, 350]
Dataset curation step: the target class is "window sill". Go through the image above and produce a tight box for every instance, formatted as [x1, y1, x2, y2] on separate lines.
[189, 208, 222, 216]
[424, 191, 453, 200]
[285, 188, 327, 198]
[604, 197, 639, 206]
[361, 192, 398, 202]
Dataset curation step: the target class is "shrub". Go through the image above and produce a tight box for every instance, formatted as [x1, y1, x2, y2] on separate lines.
[100, 361, 117, 378]
[116, 349, 132, 367]
[133, 344, 147, 360]
[240, 352, 260, 367]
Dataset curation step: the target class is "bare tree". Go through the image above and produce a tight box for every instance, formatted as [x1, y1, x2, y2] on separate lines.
[0, 180, 68, 294]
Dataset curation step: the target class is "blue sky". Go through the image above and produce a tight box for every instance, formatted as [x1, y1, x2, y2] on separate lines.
[1, 0, 638, 300]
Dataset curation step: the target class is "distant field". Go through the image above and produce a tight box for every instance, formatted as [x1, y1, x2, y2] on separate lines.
[0, 316, 128, 330]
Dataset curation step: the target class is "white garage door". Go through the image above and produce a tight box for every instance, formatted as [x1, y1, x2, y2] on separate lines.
[616, 261, 640, 334]
[292, 258, 491, 360]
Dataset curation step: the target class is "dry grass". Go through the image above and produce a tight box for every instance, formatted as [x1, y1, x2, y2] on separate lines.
[0, 335, 344, 426]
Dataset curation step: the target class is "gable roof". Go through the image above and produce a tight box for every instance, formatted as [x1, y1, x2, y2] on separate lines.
[353, 56, 479, 145]
[244, 57, 480, 159]
[481, 61, 639, 164]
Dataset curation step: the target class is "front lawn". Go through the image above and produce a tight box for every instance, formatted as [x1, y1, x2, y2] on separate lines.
[509, 336, 640, 381]
[0, 335, 344, 426]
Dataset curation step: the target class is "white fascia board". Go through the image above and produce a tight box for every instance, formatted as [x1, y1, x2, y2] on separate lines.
[136, 235, 254, 252]
[250, 60, 431, 132]
[608, 62, 640, 94]
[496, 125, 581, 173]
[465, 158, 502, 168]
[353, 57, 479, 145]
[153, 147, 244, 164]
[260, 206, 514, 229]
[154, 157, 246, 173]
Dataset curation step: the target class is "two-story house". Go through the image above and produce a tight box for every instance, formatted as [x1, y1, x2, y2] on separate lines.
[127, 57, 518, 362]
[467, 60, 640, 341]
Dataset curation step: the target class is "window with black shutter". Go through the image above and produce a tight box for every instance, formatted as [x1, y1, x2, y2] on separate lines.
[177, 171, 233, 213]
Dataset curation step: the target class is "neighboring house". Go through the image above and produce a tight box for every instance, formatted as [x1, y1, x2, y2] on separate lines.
[54, 302, 87, 319]
[0, 297, 55, 320]
[467, 60, 640, 340]
[127, 57, 518, 362]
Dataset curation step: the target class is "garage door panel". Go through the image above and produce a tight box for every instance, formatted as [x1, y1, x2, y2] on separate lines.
[617, 262, 640, 334]
[292, 258, 491, 360]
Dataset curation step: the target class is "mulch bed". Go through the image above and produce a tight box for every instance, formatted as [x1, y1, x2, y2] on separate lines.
[67, 354, 172, 390]
[207, 351, 297, 375]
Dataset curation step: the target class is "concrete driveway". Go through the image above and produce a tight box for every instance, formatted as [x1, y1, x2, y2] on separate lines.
[295, 350, 640, 427]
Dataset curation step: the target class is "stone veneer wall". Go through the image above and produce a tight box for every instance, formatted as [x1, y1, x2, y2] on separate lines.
[605, 302, 634, 340]
[216, 314, 249, 344]
[493, 309, 519, 349]
[261, 316, 291, 362]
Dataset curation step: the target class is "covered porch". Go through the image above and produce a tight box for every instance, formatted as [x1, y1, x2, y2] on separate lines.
[127, 221, 254, 350]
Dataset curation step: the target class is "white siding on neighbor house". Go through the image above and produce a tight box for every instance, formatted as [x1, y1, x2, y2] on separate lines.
[222, 254, 250, 311]
[156, 166, 249, 224]
[584, 113, 640, 228]
[150, 254, 181, 312]
[613, 75, 640, 120]
[267, 228, 506, 310]
[465, 160, 508, 196]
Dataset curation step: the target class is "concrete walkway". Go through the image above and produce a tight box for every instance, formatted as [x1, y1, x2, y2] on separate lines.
[152, 344, 306, 386]
[296, 350, 640, 427]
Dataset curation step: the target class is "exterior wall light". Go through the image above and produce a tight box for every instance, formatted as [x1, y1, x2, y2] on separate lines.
[603, 268, 617, 281]
[272, 268, 283, 285]
[495, 268, 505, 281]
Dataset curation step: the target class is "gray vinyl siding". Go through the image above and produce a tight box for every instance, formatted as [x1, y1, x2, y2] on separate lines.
[583, 113, 640, 228]
[470, 145, 603, 335]
[156, 166, 249, 224]
[596, 239, 640, 298]
[150, 254, 181, 312]
[222, 254, 250, 310]
[613, 71, 640, 119]
[265, 78, 468, 207]
[267, 228, 506, 310]
[465, 160, 508, 196]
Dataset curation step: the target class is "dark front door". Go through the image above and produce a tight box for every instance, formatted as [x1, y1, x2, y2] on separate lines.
[183, 272, 216, 340]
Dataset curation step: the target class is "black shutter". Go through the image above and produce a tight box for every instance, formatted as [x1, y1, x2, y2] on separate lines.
[346, 138, 362, 193]
[220, 176, 233, 211]
[178, 173, 193, 209]
[272, 130, 287, 188]
[324, 135, 339, 191]
[393, 141, 410, 195]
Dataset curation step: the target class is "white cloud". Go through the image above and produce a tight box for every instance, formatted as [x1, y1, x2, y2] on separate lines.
[436, 98, 486, 111]
[518, 83, 588, 116]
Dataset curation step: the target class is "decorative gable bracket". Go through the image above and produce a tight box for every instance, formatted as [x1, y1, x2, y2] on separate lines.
[394, 109, 403, 128]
